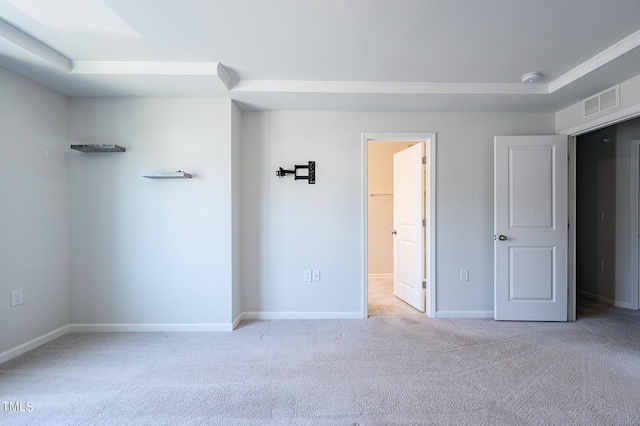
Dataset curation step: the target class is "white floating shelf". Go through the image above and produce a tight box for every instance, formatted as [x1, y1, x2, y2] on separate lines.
[141, 171, 193, 179]
[71, 144, 126, 153]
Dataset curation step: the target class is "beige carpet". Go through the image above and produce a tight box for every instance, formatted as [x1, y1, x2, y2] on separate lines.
[1, 298, 640, 425]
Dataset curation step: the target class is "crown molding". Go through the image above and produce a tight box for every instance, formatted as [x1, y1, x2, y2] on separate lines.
[549, 28, 640, 94]
[71, 61, 220, 75]
[0, 18, 71, 71]
[1, 14, 637, 99]
[231, 80, 549, 95]
[216, 63, 233, 90]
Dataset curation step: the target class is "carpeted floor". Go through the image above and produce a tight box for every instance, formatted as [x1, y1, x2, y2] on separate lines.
[1, 298, 640, 425]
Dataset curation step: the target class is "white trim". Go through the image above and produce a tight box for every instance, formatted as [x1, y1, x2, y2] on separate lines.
[632, 140, 640, 310]
[232, 80, 546, 95]
[240, 312, 363, 320]
[615, 300, 637, 310]
[0, 325, 70, 364]
[69, 323, 234, 332]
[549, 29, 640, 93]
[232, 313, 244, 330]
[559, 103, 640, 136]
[368, 273, 393, 279]
[216, 63, 233, 90]
[577, 289, 614, 306]
[568, 136, 577, 321]
[435, 310, 493, 319]
[361, 137, 369, 319]
[362, 132, 437, 319]
[71, 61, 221, 75]
[0, 19, 71, 71]
[427, 136, 437, 318]
[576, 289, 634, 309]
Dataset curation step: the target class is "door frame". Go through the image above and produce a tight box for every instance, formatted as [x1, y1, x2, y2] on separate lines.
[361, 132, 437, 318]
[634, 140, 640, 311]
[563, 106, 640, 320]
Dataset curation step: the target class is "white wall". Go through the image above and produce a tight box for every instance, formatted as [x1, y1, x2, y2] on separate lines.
[0, 69, 560, 354]
[241, 111, 554, 317]
[68, 98, 235, 329]
[556, 73, 640, 134]
[0, 68, 70, 354]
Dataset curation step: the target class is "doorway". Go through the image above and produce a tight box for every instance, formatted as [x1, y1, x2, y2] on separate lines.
[368, 141, 420, 316]
[361, 133, 437, 318]
[570, 115, 640, 319]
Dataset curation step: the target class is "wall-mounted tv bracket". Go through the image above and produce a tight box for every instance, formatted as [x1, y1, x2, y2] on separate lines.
[276, 161, 315, 184]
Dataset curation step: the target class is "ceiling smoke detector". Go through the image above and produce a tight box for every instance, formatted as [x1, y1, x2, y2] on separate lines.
[521, 72, 542, 83]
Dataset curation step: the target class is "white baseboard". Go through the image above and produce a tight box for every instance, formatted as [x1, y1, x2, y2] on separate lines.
[577, 289, 636, 310]
[578, 289, 615, 306]
[69, 323, 234, 332]
[368, 273, 393, 279]
[435, 310, 494, 319]
[614, 300, 636, 310]
[240, 311, 363, 320]
[231, 313, 244, 330]
[0, 325, 70, 364]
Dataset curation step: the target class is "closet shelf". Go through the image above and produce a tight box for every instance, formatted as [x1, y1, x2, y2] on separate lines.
[141, 171, 193, 179]
[71, 144, 126, 153]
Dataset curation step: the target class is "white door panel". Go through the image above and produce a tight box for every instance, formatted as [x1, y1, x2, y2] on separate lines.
[393, 142, 425, 312]
[495, 135, 568, 321]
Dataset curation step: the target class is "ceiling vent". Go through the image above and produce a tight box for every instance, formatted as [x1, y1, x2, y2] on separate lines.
[583, 85, 620, 118]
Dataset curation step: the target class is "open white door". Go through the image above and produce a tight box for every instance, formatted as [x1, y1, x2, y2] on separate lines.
[494, 135, 568, 321]
[393, 142, 425, 312]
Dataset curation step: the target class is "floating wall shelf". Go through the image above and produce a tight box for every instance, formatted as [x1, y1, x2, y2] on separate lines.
[141, 171, 193, 179]
[71, 144, 126, 153]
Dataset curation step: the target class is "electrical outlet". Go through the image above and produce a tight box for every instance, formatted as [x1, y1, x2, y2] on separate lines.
[303, 269, 312, 282]
[460, 269, 469, 281]
[11, 289, 23, 307]
[312, 270, 321, 282]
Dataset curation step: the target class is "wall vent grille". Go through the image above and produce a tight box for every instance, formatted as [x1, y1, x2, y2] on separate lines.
[583, 85, 620, 118]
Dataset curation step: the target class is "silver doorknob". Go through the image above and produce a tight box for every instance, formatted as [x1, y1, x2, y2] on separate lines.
[498, 235, 507, 241]
[391, 230, 397, 235]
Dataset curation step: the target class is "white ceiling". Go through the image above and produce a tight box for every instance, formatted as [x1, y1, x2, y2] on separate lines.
[1, 0, 640, 112]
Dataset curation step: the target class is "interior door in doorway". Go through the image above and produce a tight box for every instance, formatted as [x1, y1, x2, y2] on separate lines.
[393, 142, 425, 312]
[494, 135, 568, 321]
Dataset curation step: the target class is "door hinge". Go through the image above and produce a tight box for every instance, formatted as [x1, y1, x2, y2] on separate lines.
[422, 281, 426, 289]
[422, 219, 426, 227]
[422, 156, 426, 164]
